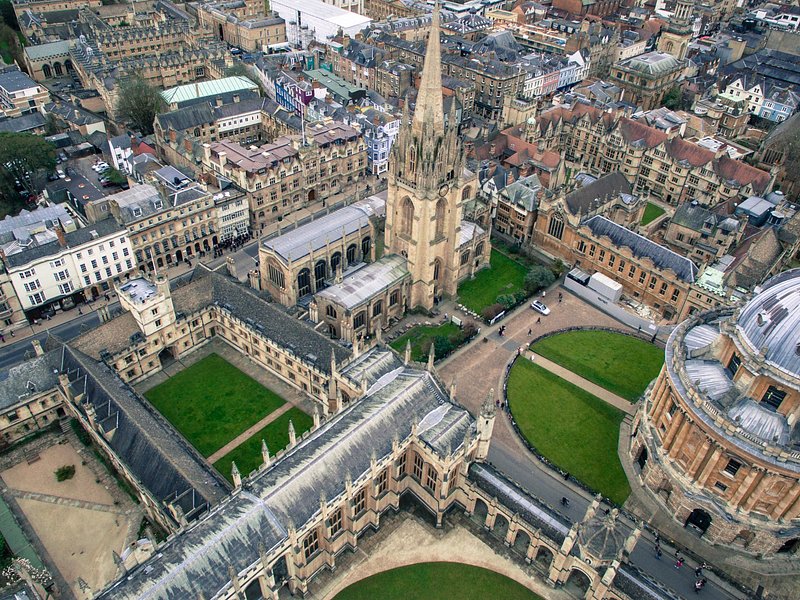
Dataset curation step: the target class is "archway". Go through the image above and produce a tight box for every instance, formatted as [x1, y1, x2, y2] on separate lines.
[42, 63, 52, 79]
[158, 347, 175, 367]
[636, 446, 648, 470]
[685, 508, 712, 535]
[534, 546, 553, 570]
[472, 498, 489, 525]
[777, 538, 800, 554]
[53, 61, 63, 76]
[493, 513, 509, 540]
[512, 529, 531, 555]
[64, 59, 73, 72]
[176, 249, 183, 262]
[308, 189, 316, 203]
[564, 569, 591, 597]
[297, 268, 311, 298]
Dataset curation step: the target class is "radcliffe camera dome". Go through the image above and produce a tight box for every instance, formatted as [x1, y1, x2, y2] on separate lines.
[736, 269, 800, 380]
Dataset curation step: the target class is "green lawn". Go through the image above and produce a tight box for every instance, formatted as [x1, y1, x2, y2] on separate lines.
[531, 330, 663, 402]
[144, 354, 287, 457]
[333, 562, 543, 600]
[390, 322, 461, 362]
[640, 202, 666, 225]
[507, 361, 630, 504]
[213, 407, 313, 482]
[457, 249, 528, 313]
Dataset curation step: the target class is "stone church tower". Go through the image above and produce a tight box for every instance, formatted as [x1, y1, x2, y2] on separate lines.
[385, 5, 478, 310]
[657, 0, 693, 61]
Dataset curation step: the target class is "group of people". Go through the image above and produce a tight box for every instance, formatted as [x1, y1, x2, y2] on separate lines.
[655, 532, 710, 594]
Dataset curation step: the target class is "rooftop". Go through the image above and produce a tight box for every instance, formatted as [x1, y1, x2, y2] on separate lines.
[316, 254, 408, 310]
[160, 76, 259, 106]
[118, 278, 159, 304]
[0, 70, 39, 93]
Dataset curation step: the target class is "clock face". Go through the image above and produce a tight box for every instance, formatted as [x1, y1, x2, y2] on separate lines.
[439, 184, 449, 197]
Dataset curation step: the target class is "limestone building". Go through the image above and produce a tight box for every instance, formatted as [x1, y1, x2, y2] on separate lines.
[657, 0, 694, 61]
[384, 7, 489, 310]
[631, 269, 800, 554]
[608, 52, 685, 112]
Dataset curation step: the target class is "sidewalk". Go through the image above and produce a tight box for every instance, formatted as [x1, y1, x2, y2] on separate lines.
[207, 403, 294, 464]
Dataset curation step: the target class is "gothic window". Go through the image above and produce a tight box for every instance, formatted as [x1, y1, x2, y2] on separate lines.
[326, 305, 337, 319]
[475, 242, 484, 256]
[346, 244, 357, 265]
[372, 301, 382, 316]
[314, 260, 326, 290]
[461, 186, 472, 201]
[376, 469, 388, 495]
[433, 258, 442, 283]
[302, 530, 319, 559]
[297, 268, 311, 297]
[460, 251, 470, 265]
[354, 311, 366, 329]
[400, 197, 414, 237]
[409, 145, 417, 175]
[425, 465, 437, 492]
[390, 289, 399, 306]
[413, 452, 424, 480]
[361, 236, 371, 258]
[353, 487, 367, 515]
[435, 199, 446, 238]
[328, 508, 343, 537]
[268, 264, 285, 289]
[547, 213, 564, 240]
[331, 251, 342, 274]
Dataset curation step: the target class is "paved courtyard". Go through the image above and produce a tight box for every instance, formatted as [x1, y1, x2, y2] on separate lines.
[0, 440, 142, 597]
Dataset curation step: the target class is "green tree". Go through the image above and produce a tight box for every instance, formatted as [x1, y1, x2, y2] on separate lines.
[116, 74, 166, 135]
[104, 167, 127, 186]
[0, 132, 57, 217]
[524, 265, 555, 294]
[662, 86, 683, 111]
[44, 113, 60, 136]
[225, 62, 253, 78]
[0, 1, 19, 31]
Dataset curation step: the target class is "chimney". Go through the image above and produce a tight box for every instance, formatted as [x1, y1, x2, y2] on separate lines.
[169, 128, 177, 143]
[54, 224, 67, 248]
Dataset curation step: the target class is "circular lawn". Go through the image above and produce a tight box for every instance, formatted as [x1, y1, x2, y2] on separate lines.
[333, 562, 543, 600]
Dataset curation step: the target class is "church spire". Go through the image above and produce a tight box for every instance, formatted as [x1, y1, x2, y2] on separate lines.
[411, 3, 444, 136]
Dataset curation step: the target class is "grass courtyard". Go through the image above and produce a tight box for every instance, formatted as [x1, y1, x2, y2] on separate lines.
[457, 249, 527, 313]
[507, 360, 630, 505]
[213, 407, 314, 482]
[531, 330, 664, 402]
[144, 354, 287, 457]
[640, 202, 666, 225]
[333, 562, 543, 600]
[390, 322, 462, 362]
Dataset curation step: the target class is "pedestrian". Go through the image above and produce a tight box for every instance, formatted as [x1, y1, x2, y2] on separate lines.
[655, 547, 662, 560]
[528, 328, 532, 335]
[558, 292, 563, 303]
[560, 496, 569, 507]
[654, 532, 660, 545]
[78, 306, 82, 315]
[563, 472, 569, 481]
[675, 557, 684, 569]
[694, 566, 703, 577]
[537, 317, 541, 324]
[0, 333, 4, 343]
[542, 290, 546, 297]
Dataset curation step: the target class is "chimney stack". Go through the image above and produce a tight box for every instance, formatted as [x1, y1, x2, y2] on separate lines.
[54, 224, 67, 248]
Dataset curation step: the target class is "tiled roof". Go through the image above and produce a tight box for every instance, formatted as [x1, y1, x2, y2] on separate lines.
[565, 172, 632, 216]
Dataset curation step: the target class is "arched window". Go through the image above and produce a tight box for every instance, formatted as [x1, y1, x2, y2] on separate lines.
[194, 127, 200, 137]
[268, 263, 285, 289]
[331, 251, 342, 274]
[314, 259, 326, 290]
[400, 197, 414, 237]
[475, 242, 484, 256]
[435, 198, 446, 238]
[361, 236, 371, 258]
[409, 145, 417, 175]
[547, 214, 565, 240]
[433, 258, 442, 282]
[346, 244, 357, 265]
[42, 63, 52, 79]
[326, 305, 337, 318]
[297, 268, 311, 297]
[461, 186, 472, 201]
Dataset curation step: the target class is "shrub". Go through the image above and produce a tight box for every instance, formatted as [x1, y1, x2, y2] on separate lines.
[524, 265, 556, 294]
[513, 290, 528, 303]
[55, 465, 76, 482]
[462, 321, 478, 340]
[481, 303, 505, 321]
[496, 293, 517, 309]
[551, 259, 568, 278]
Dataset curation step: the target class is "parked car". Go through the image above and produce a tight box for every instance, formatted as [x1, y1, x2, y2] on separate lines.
[530, 300, 550, 315]
[57, 168, 66, 179]
[58, 152, 68, 162]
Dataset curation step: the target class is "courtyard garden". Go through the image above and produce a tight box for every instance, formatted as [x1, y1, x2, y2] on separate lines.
[507, 360, 630, 505]
[457, 249, 528, 314]
[213, 407, 314, 482]
[531, 330, 664, 402]
[389, 321, 477, 362]
[144, 353, 288, 457]
[640, 202, 666, 226]
[333, 562, 543, 600]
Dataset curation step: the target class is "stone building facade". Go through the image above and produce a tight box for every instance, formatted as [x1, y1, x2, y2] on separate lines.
[202, 122, 366, 233]
[196, 0, 286, 52]
[631, 269, 800, 555]
[608, 52, 685, 112]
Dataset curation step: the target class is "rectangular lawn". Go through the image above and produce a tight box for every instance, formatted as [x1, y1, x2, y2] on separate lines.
[213, 407, 313, 482]
[531, 330, 664, 401]
[457, 249, 527, 313]
[145, 353, 287, 457]
[507, 360, 630, 504]
[390, 322, 461, 362]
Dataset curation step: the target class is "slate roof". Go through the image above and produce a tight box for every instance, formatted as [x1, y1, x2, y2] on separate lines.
[0, 349, 61, 411]
[584, 216, 698, 283]
[565, 172, 632, 216]
[671, 202, 739, 234]
[96, 350, 473, 600]
[501, 175, 542, 212]
[0, 112, 45, 132]
[0, 70, 39, 93]
[317, 254, 408, 310]
[262, 192, 386, 264]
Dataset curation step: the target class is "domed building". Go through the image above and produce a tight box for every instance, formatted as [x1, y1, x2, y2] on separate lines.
[631, 269, 800, 555]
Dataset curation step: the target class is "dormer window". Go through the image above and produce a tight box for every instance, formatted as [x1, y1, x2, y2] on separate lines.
[132, 207, 142, 217]
[153, 200, 163, 210]
[756, 311, 770, 327]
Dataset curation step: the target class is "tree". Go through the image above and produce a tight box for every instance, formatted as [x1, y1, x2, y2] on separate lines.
[0, 1, 19, 31]
[0, 133, 57, 217]
[44, 113, 61, 136]
[524, 265, 556, 295]
[663, 86, 683, 111]
[225, 62, 253, 78]
[116, 75, 166, 135]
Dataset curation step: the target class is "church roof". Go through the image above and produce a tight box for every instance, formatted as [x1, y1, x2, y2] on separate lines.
[261, 192, 386, 264]
[96, 352, 473, 599]
[316, 254, 409, 310]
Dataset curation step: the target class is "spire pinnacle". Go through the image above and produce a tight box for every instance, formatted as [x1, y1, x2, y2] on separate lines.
[412, 3, 444, 136]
